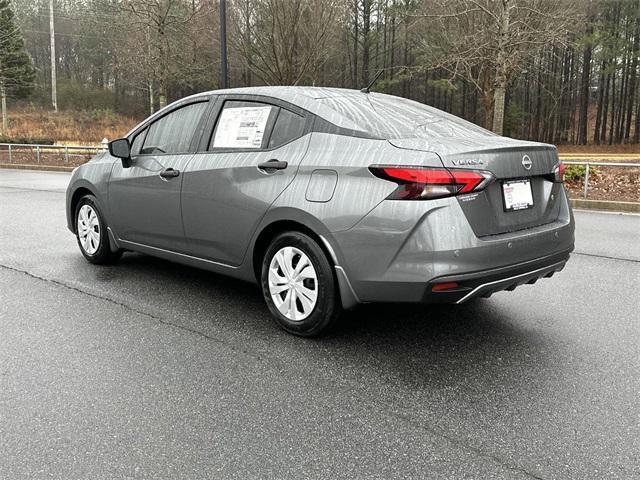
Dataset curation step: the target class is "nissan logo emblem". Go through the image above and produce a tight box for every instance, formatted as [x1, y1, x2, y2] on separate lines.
[522, 155, 532, 170]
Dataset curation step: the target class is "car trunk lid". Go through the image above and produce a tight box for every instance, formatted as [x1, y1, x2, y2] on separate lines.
[388, 137, 564, 237]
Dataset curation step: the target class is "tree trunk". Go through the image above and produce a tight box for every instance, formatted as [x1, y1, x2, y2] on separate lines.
[402, 21, 409, 97]
[149, 80, 155, 115]
[243, 0, 252, 87]
[159, 86, 167, 109]
[0, 79, 7, 133]
[635, 91, 640, 144]
[600, 72, 610, 144]
[624, 12, 639, 142]
[534, 64, 543, 140]
[482, 90, 494, 131]
[353, 0, 359, 88]
[615, 47, 629, 142]
[578, 27, 592, 145]
[492, 0, 512, 136]
[461, 80, 467, 118]
[390, 10, 396, 84]
[608, 68, 616, 145]
[361, 0, 370, 86]
[49, 0, 58, 112]
[594, 60, 606, 144]
[492, 80, 507, 136]
[382, 0, 388, 76]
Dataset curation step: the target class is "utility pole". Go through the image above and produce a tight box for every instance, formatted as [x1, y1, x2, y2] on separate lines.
[49, 0, 57, 112]
[219, 0, 228, 89]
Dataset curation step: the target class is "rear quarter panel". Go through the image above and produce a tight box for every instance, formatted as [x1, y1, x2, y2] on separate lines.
[270, 132, 444, 233]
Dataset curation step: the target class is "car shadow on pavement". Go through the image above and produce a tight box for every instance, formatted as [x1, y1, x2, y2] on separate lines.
[105, 253, 553, 396]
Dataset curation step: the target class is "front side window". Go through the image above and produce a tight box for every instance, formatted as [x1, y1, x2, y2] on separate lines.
[130, 127, 147, 156]
[141, 102, 208, 155]
[210, 101, 277, 150]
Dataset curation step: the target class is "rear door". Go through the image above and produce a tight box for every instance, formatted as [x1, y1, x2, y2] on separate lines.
[181, 96, 311, 265]
[108, 99, 211, 251]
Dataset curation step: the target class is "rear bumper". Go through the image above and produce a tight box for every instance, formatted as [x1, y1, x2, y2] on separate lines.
[330, 188, 575, 304]
[423, 249, 571, 304]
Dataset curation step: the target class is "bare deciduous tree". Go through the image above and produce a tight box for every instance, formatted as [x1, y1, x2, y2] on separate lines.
[413, 0, 580, 134]
[234, 0, 341, 85]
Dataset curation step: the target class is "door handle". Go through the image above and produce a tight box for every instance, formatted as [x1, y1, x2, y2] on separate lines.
[258, 159, 288, 171]
[160, 168, 180, 178]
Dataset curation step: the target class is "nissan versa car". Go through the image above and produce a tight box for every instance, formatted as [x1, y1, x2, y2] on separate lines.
[66, 87, 575, 336]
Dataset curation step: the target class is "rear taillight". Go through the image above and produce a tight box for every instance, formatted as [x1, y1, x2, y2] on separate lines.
[553, 162, 565, 183]
[369, 166, 495, 200]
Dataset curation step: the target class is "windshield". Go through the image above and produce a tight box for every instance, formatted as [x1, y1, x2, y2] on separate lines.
[317, 92, 496, 140]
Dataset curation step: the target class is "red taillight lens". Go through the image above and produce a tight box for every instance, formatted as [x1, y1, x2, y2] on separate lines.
[553, 162, 565, 183]
[369, 166, 494, 200]
[432, 282, 460, 292]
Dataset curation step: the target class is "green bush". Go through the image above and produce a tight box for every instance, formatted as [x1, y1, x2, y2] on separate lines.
[564, 164, 598, 182]
[57, 81, 115, 111]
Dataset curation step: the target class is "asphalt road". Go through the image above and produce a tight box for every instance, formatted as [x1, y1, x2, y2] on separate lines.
[1, 169, 638, 480]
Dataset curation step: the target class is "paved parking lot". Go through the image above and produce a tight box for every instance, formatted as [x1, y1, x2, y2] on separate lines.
[1, 169, 638, 479]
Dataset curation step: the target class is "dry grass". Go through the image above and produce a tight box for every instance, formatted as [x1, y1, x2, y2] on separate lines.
[557, 144, 640, 154]
[3, 106, 639, 153]
[2, 108, 139, 145]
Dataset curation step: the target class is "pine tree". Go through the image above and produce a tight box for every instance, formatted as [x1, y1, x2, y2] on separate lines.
[0, 0, 35, 133]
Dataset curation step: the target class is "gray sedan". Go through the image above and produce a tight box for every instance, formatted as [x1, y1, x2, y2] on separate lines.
[66, 87, 574, 336]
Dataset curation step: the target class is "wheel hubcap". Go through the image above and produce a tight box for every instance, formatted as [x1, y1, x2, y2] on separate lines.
[77, 205, 100, 255]
[268, 246, 318, 321]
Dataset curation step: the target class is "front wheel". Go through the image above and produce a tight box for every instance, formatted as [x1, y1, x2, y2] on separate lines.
[75, 195, 122, 264]
[261, 232, 341, 336]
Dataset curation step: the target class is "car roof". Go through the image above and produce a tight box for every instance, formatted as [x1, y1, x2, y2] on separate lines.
[181, 87, 515, 147]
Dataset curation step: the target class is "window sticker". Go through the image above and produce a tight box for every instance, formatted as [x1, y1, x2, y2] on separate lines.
[213, 106, 273, 149]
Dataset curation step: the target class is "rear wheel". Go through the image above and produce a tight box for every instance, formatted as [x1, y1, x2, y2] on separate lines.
[75, 195, 122, 264]
[261, 232, 341, 336]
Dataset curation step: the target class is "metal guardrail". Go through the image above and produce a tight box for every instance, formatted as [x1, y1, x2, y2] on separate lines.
[562, 160, 639, 199]
[1, 143, 637, 200]
[0, 142, 106, 165]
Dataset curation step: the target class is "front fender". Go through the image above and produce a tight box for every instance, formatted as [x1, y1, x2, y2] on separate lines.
[65, 159, 115, 233]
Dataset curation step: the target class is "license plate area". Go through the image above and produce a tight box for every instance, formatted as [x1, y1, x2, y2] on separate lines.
[502, 179, 534, 211]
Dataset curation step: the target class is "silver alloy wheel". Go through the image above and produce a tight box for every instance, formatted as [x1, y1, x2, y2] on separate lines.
[268, 246, 318, 321]
[77, 204, 100, 255]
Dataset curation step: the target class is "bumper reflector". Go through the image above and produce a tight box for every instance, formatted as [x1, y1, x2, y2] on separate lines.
[432, 282, 460, 292]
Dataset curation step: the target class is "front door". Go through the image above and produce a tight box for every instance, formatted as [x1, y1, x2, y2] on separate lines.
[108, 100, 210, 252]
[181, 98, 310, 265]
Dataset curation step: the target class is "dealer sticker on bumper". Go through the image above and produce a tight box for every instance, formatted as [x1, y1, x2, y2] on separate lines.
[502, 179, 534, 211]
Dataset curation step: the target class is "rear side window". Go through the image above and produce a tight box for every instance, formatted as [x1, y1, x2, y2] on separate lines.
[268, 109, 305, 148]
[318, 93, 495, 140]
[211, 101, 277, 150]
[142, 102, 208, 155]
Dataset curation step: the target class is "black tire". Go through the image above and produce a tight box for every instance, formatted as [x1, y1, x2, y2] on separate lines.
[261, 231, 341, 337]
[74, 194, 122, 265]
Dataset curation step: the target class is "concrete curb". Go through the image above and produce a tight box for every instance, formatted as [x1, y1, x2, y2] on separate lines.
[0, 163, 75, 172]
[569, 198, 640, 213]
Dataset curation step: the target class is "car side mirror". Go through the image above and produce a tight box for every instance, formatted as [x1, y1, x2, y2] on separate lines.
[108, 138, 132, 168]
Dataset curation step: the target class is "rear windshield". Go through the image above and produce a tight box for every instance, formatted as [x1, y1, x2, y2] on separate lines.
[317, 93, 496, 140]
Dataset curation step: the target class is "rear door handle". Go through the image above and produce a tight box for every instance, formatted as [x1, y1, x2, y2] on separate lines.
[160, 168, 180, 178]
[258, 159, 288, 171]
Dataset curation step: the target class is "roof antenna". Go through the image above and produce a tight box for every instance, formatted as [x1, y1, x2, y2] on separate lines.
[360, 70, 384, 94]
